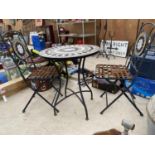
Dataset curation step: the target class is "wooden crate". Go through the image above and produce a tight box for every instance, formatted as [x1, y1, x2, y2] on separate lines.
[0, 77, 27, 98]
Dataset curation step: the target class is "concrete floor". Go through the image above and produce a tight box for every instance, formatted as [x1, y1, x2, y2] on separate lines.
[0, 56, 149, 134]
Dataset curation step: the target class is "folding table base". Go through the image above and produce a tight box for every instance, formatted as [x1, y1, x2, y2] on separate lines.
[54, 58, 93, 120]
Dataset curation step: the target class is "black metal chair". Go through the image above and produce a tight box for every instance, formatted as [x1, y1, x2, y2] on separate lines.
[2, 31, 62, 115]
[94, 22, 155, 116]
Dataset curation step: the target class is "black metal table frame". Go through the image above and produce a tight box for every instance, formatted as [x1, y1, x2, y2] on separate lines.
[47, 55, 96, 120]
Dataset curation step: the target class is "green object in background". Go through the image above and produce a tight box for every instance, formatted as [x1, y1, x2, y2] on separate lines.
[31, 49, 40, 55]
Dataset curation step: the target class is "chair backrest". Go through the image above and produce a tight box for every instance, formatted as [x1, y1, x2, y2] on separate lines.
[128, 22, 155, 78]
[2, 31, 36, 82]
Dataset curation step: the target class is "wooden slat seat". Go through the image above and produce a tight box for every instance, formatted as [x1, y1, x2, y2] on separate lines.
[95, 64, 132, 80]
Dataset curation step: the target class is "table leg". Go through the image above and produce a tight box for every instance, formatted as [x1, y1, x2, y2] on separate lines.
[78, 58, 89, 120]
[51, 60, 63, 115]
[53, 78, 62, 115]
[53, 58, 89, 120]
[64, 61, 68, 97]
[81, 58, 93, 100]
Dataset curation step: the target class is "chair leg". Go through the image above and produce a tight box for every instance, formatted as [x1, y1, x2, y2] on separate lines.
[36, 92, 59, 113]
[100, 91, 108, 105]
[53, 76, 62, 116]
[51, 83, 63, 97]
[100, 91, 106, 97]
[130, 92, 136, 100]
[22, 91, 36, 113]
[124, 85, 136, 100]
[51, 91, 59, 116]
[105, 91, 108, 107]
[100, 92, 123, 114]
[123, 92, 143, 116]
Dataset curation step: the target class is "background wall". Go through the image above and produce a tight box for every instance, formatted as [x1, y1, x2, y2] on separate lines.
[1, 19, 155, 48]
[99, 19, 155, 47]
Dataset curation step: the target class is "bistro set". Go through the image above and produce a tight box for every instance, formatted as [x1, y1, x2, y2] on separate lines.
[1, 23, 154, 120]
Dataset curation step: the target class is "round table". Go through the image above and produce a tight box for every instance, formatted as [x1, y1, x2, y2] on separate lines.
[39, 44, 99, 120]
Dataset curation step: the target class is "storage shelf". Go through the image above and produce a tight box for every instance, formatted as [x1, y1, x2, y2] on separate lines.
[56, 19, 96, 44]
[56, 20, 95, 25]
[58, 33, 96, 37]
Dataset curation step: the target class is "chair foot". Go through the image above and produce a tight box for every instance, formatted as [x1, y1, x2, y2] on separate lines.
[54, 106, 59, 116]
[123, 92, 144, 117]
[100, 106, 108, 115]
[22, 92, 36, 114]
[100, 92, 106, 98]
[100, 109, 106, 115]
[100, 111, 104, 115]
[140, 112, 144, 117]
[85, 117, 89, 121]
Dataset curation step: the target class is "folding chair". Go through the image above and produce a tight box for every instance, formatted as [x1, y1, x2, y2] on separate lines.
[2, 31, 62, 115]
[94, 22, 155, 116]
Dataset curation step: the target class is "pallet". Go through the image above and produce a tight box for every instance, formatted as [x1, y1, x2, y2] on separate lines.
[0, 77, 27, 100]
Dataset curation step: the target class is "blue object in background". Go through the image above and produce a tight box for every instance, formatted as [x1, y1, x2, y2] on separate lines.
[125, 77, 155, 99]
[0, 42, 10, 51]
[67, 66, 78, 75]
[129, 51, 155, 80]
[32, 36, 45, 51]
[0, 72, 8, 84]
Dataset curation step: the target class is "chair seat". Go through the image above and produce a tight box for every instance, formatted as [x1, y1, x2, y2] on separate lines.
[95, 64, 132, 80]
[27, 66, 58, 80]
